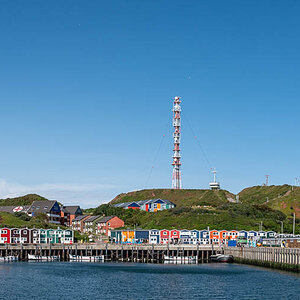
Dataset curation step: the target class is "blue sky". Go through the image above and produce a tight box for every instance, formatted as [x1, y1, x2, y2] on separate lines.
[0, 1, 300, 207]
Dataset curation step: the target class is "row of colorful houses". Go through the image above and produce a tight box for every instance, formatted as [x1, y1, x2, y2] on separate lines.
[72, 215, 124, 236]
[0, 228, 74, 244]
[113, 199, 176, 212]
[110, 229, 277, 245]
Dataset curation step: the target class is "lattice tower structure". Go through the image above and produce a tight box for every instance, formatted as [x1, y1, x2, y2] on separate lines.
[172, 96, 182, 189]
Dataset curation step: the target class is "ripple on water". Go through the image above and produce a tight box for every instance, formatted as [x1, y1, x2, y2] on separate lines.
[0, 262, 299, 300]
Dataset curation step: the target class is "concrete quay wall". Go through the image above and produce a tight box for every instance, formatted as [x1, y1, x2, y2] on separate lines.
[224, 247, 300, 272]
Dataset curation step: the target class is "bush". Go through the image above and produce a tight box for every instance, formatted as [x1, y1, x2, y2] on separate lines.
[14, 212, 31, 221]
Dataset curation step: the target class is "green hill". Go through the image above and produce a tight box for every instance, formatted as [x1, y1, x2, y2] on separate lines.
[0, 212, 59, 229]
[0, 194, 48, 207]
[238, 185, 300, 218]
[91, 186, 299, 233]
[110, 188, 235, 207]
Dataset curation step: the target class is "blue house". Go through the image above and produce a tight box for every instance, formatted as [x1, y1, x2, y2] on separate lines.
[190, 230, 199, 244]
[135, 230, 149, 243]
[238, 230, 248, 239]
[180, 230, 192, 244]
[266, 231, 276, 238]
[248, 231, 258, 239]
[199, 230, 210, 245]
[149, 229, 160, 244]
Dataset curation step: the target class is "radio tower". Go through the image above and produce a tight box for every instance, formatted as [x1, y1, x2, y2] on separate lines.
[172, 96, 182, 189]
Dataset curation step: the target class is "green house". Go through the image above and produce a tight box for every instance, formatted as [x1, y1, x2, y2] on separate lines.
[46, 229, 56, 243]
[110, 230, 122, 243]
[62, 229, 74, 244]
[40, 229, 47, 243]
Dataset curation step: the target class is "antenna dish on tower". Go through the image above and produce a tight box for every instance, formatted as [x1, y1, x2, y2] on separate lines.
[209, 168, 220, 190]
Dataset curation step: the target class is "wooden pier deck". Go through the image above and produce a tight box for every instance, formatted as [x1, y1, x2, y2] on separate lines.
[1, 243, 299, 271]
[0, 244, 220, 263]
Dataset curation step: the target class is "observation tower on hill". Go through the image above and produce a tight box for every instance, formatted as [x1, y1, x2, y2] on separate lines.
[172, 96, 182, 189]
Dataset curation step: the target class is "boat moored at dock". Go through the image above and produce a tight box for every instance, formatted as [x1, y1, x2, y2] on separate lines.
[0, 256, 19, 262]
[164, 255, 197, 264]
[28, 254, 60, 261]
[69, 254, 104, 262]
[210, 254, 234, 263]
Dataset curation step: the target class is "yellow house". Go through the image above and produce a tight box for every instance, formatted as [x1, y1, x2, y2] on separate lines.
[122, 231, 135, 242]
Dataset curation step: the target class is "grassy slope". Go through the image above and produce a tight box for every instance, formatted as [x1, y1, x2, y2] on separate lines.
[0, 212, 60, 229]
[110, 189, 234, 207]
[238, 185, 300, 218]
[93, 186, 299, 233]
[0, 194, 48, 206]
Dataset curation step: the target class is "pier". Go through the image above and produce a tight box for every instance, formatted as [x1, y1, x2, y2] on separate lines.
[0, 244, 219, 263]
[1, 244, 299, 271]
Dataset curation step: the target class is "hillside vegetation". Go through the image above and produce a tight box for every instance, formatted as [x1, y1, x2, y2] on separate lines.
[90, 186, 300, 234]
[110, 189, 235, 207]
[0, 194, 48, 207]
[0, 212, 59, 229]
[238, 185, 300, 218]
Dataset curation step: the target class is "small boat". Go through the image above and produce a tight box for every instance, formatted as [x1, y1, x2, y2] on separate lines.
[164, 255, 197, 264]
[0, 256, 19, 262]
[28, 254, 60, 261]
[210, 254, 234, 263]
[69, 254, 105, 262]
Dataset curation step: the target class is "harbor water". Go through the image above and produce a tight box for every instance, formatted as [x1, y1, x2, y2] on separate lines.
[0, 262, 299, 299]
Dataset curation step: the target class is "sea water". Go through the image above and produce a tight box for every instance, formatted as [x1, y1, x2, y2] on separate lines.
[0, 262, 299, 299]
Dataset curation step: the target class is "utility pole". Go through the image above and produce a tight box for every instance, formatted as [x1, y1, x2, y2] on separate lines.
[293, 213, 296, 236]
[280, 221, 283, 234]
[259, 221, 263, 231]
[265, 175, 270, 186]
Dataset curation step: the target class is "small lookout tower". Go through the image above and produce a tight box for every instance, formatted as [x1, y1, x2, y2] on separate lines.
[209, 168, 220, 190]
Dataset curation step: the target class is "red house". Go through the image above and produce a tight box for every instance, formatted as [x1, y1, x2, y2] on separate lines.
[96, 216, 125, 236]
[219, 230, 229, 244]
[127, 202, 141, 210]
[0, 228, 10, 244]
[160, 229, 170, 244]
[170, 230, 180, 244]
[209, 230, 220, 245]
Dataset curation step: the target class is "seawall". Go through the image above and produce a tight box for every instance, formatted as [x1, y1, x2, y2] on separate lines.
[224, 247, 300, 272]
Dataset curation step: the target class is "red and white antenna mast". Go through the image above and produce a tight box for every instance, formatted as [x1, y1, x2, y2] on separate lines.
[172, 96, 182, 189]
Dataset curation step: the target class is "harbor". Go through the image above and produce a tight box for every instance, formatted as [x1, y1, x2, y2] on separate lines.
[0, 243, 299, 272]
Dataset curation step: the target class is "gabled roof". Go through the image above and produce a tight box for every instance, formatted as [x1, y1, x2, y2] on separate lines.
[62, 206, 81, 214]
[127, 202, 140, 208]
[0, 205, 30, 214]
[83, 215, 101, 223]
[74, 215, 90, 221]
[96, 216, 115, 223]
[27, 201, 58, 213]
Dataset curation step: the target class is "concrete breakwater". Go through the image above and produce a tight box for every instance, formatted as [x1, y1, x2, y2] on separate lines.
[224, 247, 300, 272]
[0, 244, 219, 263]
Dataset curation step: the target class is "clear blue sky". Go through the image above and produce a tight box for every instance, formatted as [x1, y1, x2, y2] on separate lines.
[0, 1, 300, 207]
